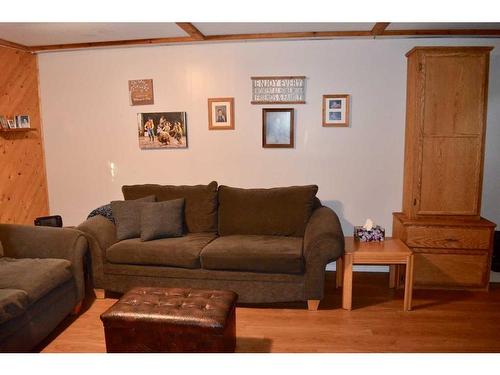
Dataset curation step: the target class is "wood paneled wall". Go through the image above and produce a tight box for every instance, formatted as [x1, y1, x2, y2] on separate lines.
[0, 46, 49, 224]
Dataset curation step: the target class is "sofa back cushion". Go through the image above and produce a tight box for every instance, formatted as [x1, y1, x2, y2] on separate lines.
[218, 185, 319, 237]
[122, 181, 218, 233]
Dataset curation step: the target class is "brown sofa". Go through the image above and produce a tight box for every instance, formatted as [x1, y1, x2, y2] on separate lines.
[0, 225, 87, 352]
[77, 182, 344, 309]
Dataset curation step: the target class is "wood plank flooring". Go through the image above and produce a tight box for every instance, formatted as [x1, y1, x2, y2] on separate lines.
[40, 272, 500, 353]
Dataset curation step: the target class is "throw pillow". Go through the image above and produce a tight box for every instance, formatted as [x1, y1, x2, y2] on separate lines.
[111, 195, 156, 241]
[140, 198, 185, 241]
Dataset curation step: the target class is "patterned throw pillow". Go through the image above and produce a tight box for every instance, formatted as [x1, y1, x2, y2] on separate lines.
[87, 204, 115, 223]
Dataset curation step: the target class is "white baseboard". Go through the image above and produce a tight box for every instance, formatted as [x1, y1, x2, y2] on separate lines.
[326, 262, 389, 273]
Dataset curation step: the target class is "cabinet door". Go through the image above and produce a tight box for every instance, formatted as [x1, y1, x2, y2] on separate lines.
[418, 137, 482, 215]
[422, 54, 487, 136]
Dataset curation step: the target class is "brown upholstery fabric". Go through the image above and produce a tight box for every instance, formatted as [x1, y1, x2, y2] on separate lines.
[0, 224, 87, 303]
[0, 289, 28, 325]
[122, 182, 218, 233]
[201, 235, 304, 274]
[76, 215, 117, 288]
[101, 287, 237, 352]
[106, 233, 217, 269]
[141, 199, 185, 241]
[111, 195, 156, 241]
[218, 185, 318, 237]
[303, 206, 345, 299]
[0, 257, 72, 304]
[0, 240, 3, 257]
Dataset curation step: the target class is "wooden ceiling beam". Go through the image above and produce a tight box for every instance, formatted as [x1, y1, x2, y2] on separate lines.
[204, 30, 373, 41]
[28, 28, 500, 52]
[0, 38, 31, 52]
[383, 28, 500, 36]
[30, 36, 194, 52]
[371, 22, 390, 36]
[176, 22, 205, 40]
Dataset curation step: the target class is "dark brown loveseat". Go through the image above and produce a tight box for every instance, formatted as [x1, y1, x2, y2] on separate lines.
[77, 182, 344, 309]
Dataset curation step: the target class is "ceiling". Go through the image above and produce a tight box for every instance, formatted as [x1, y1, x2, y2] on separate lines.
[0, 22, 499, 52]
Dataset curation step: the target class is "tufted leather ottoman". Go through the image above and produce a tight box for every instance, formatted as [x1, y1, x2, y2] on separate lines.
[100, 287, 238, 352]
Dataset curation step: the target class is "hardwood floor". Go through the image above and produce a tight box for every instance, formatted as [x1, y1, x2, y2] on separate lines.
[40, 271, 500, 353]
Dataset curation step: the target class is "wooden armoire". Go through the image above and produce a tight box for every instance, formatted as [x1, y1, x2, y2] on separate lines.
[393, 46, 496, 290]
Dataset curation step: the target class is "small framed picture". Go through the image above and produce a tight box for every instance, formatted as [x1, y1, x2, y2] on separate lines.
[129, 79, 154, 106]
[7, 119, 16, 129]
[262, 108, 294, 148]
[323, 94, 350, 127]
[15, 115, 30, 128]
[0, 116, 8, 129]
[208, 97, 235, 130]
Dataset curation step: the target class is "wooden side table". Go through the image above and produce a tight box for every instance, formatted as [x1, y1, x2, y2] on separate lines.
[337, 237, 414, 311]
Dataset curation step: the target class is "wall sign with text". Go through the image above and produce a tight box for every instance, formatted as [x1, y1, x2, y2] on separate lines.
[129, 79, 154, 106]
[251, 76, 306, 104]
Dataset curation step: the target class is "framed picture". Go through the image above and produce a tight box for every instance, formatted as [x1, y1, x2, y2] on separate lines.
[322, 94, 350, 127]
[129, 79, 154, 106]
[15, 115, 30, 128]
[0, 116, 8, 129]
[208, 97, 235, 130]
[7, 119, 16, 129]
[262, 108, 294, 148]
[137, 112, 187, 149]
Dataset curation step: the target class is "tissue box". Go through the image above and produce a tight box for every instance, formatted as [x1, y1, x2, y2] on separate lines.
[354, 225, 385, 242]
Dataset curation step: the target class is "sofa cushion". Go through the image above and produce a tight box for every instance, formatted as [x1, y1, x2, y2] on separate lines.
[0, 257, 73, 304]
[112, 195, 156, 241]
[106, 233, 217, 269]
[200, 235, 304, 274]
[0, 289, 29, 325]
[218, 185, 318, 237]
[141, 199, 185, 241]
[122, 182, 218, 233]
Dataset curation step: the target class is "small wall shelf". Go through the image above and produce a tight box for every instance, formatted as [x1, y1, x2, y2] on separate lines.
[0, 128, 37, 133]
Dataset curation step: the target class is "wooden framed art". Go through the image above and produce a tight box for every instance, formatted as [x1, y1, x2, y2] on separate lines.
[129, 79, 154, 106]
[262, 108, 294, 148]
[208, 97, 235, 130]
[323, 94, 350, 127]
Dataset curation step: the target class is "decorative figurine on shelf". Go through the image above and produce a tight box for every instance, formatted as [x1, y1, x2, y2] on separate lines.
[354, 218, 385, 242]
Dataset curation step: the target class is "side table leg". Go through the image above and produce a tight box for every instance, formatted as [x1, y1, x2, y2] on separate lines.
[389, 265, 397, 288]
[336, 257, 343, 288]
[403, 254, 414, 312]
[342, 254, 353, 310]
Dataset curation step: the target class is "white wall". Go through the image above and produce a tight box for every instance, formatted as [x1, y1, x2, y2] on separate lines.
[38, 38, 500, 231]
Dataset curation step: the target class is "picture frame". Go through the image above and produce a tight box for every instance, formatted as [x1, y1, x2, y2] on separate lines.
[7, 119, 16, 129]
[129, 79, 154, 106]
[262, 108, 294, 148]
[0, 116, 8, 129]
[208, 97, 235, 130]
[137, 112, 187, 149]
[322, 94, 350, 127]
[15, 115, 30, 128]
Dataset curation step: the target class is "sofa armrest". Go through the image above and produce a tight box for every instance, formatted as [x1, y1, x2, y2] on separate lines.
[0, 224, 88, 303]
[76, 216, 117, 288]
[303, 206, 344, 299]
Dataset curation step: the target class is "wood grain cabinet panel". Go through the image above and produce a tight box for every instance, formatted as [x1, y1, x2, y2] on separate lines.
[422, 54, 487, 136]
[419, 137, 481, 215]
[413, 251, 489, 288]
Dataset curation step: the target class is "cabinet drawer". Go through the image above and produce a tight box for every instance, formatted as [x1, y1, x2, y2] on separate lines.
[413, 251, 489, 288]
[406, 226, 490, 249]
